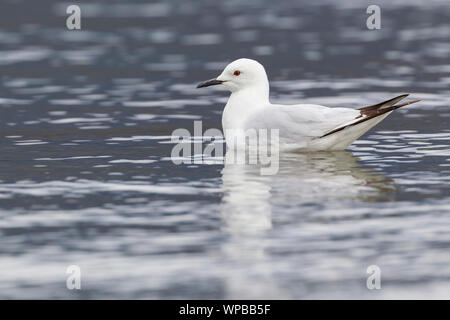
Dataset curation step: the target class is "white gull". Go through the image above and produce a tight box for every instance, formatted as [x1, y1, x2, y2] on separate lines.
[197, 58, 420, 151]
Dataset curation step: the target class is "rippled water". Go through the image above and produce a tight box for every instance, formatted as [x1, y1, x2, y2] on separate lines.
[1, 0, 450, 299]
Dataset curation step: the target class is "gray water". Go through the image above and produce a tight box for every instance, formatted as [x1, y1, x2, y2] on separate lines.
[0, 0, 449, 299]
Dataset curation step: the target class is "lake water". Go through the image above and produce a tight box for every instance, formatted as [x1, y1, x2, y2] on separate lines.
[0, 0, 449, 299]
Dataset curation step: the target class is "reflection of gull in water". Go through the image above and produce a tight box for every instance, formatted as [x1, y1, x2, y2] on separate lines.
[220, 163, 272, 234]
[219, 151, 395, 299]
[220, 150, 394, 233]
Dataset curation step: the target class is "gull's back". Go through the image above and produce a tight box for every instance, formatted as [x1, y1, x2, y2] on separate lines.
[242, 103, 360, 150]
[241, 94, 419, 151]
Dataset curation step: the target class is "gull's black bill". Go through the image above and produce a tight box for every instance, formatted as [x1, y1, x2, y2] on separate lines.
[196, 79, 224, 88]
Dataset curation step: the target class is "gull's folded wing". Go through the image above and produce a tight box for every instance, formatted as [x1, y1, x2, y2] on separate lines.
[245, 103, 360, 141]
[319, 94, 420, 138]
[243, 95, 420, 148]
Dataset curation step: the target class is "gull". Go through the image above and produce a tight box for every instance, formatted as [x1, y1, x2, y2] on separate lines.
[197, 58, 420, 151]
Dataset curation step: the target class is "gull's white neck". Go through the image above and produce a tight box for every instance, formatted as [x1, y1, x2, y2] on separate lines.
[222, 82, 270, 131]
[233, 81, 269, 101]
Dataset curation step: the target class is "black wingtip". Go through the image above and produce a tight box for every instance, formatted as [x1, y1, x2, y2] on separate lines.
[392, 99, 421, 109]
[320, 96, 421, 139]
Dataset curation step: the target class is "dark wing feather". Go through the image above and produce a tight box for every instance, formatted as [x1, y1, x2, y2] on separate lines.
[319, 94, 421, 138]
[357, 94, 409, 113]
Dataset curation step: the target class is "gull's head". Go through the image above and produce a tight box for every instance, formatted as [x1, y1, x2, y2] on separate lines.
[197, 58, 269, 93]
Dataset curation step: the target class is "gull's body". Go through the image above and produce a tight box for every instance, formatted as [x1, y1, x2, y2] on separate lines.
[197, 58, 420, 151]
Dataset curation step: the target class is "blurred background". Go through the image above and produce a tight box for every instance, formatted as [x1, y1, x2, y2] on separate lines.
[0, 0, 449, 299]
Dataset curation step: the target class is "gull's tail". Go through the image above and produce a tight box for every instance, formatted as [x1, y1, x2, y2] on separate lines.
[316, 94, 421, 150]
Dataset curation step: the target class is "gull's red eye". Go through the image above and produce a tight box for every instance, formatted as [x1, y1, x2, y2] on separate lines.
[233, 70, 241, 76]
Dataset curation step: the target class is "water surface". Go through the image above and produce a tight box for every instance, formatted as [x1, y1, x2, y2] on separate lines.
[0, 0, 449, 299]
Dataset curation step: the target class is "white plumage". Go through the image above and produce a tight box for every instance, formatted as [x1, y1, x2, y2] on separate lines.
[197, 58, 420, 151]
